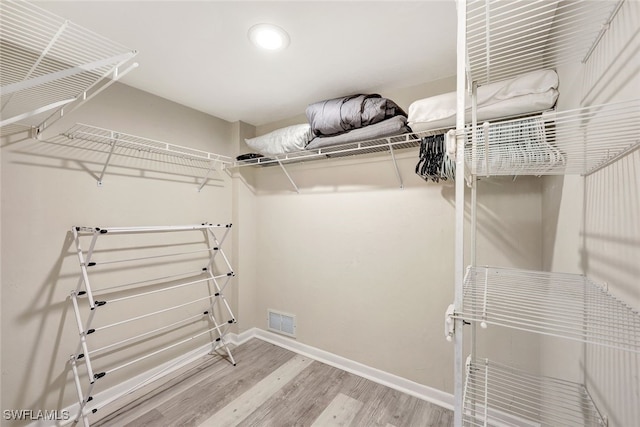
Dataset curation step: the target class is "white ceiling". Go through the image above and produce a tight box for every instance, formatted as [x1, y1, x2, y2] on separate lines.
[36, 1, 457, 127]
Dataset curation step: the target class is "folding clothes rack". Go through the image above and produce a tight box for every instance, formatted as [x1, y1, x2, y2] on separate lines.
[448, 1, 640, 426]
[68, 223, 236, 427]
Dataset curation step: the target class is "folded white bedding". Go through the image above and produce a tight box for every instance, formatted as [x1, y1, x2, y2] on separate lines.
[305, 115, 410, 150]
[244, 124, 313, 156]
[408, 69, 559, 131]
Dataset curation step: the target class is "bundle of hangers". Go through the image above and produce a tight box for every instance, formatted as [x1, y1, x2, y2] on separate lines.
[415, 134, 456, 182]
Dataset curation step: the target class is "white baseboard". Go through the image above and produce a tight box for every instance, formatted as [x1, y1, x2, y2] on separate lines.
[234, 327, 454, 411]
[36, 340, 231, 427]
[46, 328, 452, 426]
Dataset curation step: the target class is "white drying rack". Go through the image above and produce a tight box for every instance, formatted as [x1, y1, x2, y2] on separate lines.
[68, 223, 237, 426]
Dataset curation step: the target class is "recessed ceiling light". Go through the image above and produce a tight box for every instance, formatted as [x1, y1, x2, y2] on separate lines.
[248, 23, 290, 51]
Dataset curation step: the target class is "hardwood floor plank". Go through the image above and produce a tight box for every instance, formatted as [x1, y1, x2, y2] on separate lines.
[93, 347, 233, 426]
[159, 340, 296, 426]
[96, 339, 294, 427]
[310, 393, 363, 426]
[237, 361, 348, 426]
[89, 338, 454, 427]
[198, 354, 314, 426]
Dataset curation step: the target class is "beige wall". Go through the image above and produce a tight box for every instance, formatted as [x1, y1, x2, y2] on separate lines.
[541, 2, 640, 425]
[4, 5, 636, 421]
[1, 83, 236, 423]
[232, 73, 544, 394]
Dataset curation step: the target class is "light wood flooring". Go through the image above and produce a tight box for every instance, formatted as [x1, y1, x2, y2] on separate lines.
[91, 338, 453, 427]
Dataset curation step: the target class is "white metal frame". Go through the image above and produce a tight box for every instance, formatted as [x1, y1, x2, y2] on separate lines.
[0, 0, 138, 137]
[68, 223, 236, 426]
[451, 1, 635, 426]
[61, 123, 233, 190]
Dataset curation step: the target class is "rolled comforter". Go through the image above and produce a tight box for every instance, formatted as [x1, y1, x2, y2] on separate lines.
[306, 94, 407, 137]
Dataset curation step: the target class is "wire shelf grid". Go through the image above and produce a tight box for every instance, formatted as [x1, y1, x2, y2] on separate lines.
[1, 0, 137, 134]
[465, 99, 640, 176]
[465, 0, 620, 86]
[463, 358, 606, 427]
[456, 266, 640, 354]
[63, 124, 233, 164]
[230, 128, 451, 169]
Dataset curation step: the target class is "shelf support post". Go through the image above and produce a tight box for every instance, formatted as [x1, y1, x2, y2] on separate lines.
[97, 131, 118, 186]
[387, 139, 404, 189]
[276, 159, 300, 193]
[454, 0, 467, 426]
[197, 161, 218, 192]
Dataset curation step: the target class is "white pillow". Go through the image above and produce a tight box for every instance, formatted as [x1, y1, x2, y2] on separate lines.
[244, 124, 313, 156]
[408, 69, 559, 125]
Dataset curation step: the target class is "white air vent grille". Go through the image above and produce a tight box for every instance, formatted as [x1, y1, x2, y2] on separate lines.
[267, 309, 296, 337]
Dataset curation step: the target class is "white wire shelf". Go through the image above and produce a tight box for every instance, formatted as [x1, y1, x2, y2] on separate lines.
[230, 130, 439, 169]
[63, 124, 233, 164]
[455, 266, 640, 354]
[230, 128, 448, 192]
[463, 358, 606, 427]
[0, 0, 138, 136]
[465, 99, 640, 176]
[61, 123, 233, 189]
[466, 0, 621, 86]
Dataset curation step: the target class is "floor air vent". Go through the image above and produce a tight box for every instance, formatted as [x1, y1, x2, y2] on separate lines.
[268, 309, 296, 337]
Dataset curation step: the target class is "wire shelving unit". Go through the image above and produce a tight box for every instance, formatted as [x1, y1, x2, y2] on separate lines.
[0, 0, 138, 136]
[61, 123, 233, 190]
[456, 266, 640, 354]
[449, 1, 636, 426]
[462, 358, 606, 427]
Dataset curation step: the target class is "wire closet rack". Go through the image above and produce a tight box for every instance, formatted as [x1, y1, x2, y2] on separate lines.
[61, 123, 233, 189]
[463, 358, 606, 427]
[0, 0, 138, 136]
[449, 0, 638, 426]
[464, 99, 640, 177]
[456, 266, 640, 354]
